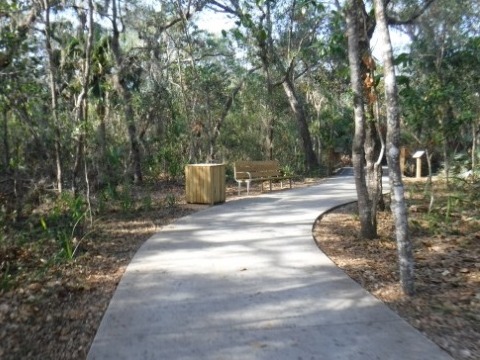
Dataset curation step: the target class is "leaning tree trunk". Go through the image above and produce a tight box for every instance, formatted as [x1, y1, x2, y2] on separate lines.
[374, 0, 415, 296]
[283, 76, 319, 173]
[346, 0, 376, 239]
[208, 67, 259, 162]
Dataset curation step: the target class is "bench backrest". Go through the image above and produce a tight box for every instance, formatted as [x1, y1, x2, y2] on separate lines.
[234, 160, 282, 180]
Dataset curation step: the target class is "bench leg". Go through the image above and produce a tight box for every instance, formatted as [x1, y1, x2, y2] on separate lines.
[289, 179, 292, 188]
[269, 180, 272, 191]
[237, 181, 241, 195]
[246, 181, 250, 195]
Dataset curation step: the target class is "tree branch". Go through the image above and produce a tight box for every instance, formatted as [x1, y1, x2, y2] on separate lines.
[208, 0, 239, 16]
[158, 17, 184, 32]
[387, 0, 436, 25]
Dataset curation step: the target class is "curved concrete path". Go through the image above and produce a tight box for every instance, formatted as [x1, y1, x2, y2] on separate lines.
[88, 171, 452, 360]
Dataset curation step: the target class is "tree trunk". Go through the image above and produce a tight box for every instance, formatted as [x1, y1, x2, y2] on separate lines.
[265, 0, 274, 161]
[95, 91, 112, 187]
[472, 121, 477, 171]
[72, 0, 94, 195]
[207, 92, 234, 162]
[110, 0, 142, 184]
[374, 0, 415, 296]
[264, 78, 275, 161]
[357, 0, 384, 232]
[365, 119, 378, 230]
[124, 99, 143, 184]
[282, 76, 319, 173]
[208, 67, 258, 162]
[440, 105, 453, 184]
[346, 0, 376, 239]
[43, 0, 63, 193]
[72, 135, 84, 195]
[2, 108, 10, 171]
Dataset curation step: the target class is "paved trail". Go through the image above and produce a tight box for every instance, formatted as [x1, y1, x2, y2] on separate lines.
[88, 173, 451, 360]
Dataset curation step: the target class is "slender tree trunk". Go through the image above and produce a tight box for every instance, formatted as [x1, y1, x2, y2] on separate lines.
[96, 91, 113, 186]
[2, 108, 10, 171]
[365, 119, 378, 230]
[374, 90, 386, 212]
[281, 0, 318, 172]
[374, 0, 415, 296]
[346, 0, 376, 239]
[265, 0, 274, 161]
[82, 0, 94, 221]
[472, 121, 477, 171]
[72, 136, 84, 194]
[43, 0, 62, 193]
[283, 76, 319, 173]
[425, 149, 435, 213]
[72, 0, 95, 196]
[367, 103, 386, 213]
[110, 0, 142, 184]
[264, 76, 275, 161]
[123, 94, 143, 184]
[365, 72, 386, 216]
[208, 67, 258, 162]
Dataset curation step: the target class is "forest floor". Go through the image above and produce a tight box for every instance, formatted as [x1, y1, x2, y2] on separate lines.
[0, 177, 479, 359]
[314, 178, 480, 360]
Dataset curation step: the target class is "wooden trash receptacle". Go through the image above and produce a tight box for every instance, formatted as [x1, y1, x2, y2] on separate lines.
[185, 164, 226, 204]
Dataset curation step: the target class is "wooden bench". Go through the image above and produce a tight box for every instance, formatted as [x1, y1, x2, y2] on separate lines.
[234, 160, 295, 195]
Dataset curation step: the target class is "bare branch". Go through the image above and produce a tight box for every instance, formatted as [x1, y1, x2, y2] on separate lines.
[387, 0, 436, 25]
[158, 17, 184, 32]
[208, 0, 239, 16]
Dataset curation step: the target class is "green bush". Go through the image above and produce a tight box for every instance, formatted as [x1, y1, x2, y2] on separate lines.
[40, 193, 87, 261]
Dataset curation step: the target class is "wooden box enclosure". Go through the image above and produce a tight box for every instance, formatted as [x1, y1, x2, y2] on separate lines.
[185, 164, 226, 205]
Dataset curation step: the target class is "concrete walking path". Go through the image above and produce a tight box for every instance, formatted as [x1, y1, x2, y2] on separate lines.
[88, 172, 452, 360]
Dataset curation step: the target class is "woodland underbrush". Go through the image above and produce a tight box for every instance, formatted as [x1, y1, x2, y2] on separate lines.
[0, 176, 199, 359]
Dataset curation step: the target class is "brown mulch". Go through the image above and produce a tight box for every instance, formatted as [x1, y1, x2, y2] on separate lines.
[313, 181, 480, 360]
[1, 177, 478, 359]
[0, 178, 319, 359]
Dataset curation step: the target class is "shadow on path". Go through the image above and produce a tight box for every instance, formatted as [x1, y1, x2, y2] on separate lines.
[88, 170, 451, 360]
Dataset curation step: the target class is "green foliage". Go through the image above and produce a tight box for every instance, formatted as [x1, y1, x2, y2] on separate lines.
[141, 195, 152, 211]
[40, 193, 87, 261]
[0, 261, 13, 292]
[118, 183, 134, 212]
[415, 153, 480, 235]
[394, 53, 412, 67]
[164, 193, 177, 209]
[400, 0, 480, 169]
[0, 205, 7, 237]
[438, 151, 480, 186]
[159, 145, 185, 180]
[281, 164, 295, 177]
